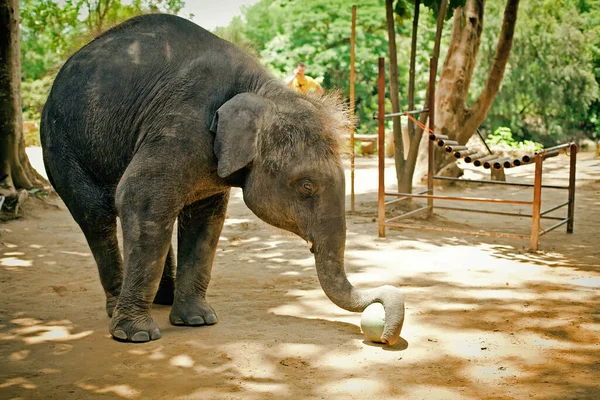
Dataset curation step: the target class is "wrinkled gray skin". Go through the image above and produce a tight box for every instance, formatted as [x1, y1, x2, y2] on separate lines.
[40, 14, 404, 344]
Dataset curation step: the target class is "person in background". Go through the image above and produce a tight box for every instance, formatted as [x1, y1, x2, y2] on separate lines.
[287, 62, 324, 95]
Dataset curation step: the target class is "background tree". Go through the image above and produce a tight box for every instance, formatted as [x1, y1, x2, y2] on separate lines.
[2, 0, 184, 204]
[221, 0, 393, 135]
[391, 0, 451, 193]
[1, 0, 45, 199]
[19, 0, 185, 142]
[476, 0, 599, 145]
[433, 0, 520, 174]
[385, 0, 401, 159]
[10, 0, 599, 201]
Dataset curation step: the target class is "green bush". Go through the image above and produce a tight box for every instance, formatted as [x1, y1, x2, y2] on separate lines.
[486, 126, 543, 153]
[21, 75, 53, 147]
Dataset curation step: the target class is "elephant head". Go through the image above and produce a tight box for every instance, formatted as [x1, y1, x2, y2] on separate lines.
[211, 89, 405, 344]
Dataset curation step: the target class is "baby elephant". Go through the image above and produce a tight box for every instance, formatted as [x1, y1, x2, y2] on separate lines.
[41, 14, 404, 344]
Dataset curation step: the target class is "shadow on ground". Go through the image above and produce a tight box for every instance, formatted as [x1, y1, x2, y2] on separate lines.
[1, 154, 598, 399]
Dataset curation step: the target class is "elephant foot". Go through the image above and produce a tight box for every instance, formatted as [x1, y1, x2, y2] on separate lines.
[109, 310, 161, 343]
[169, 299, 218, 326]
[106, 294, 119, 318]
[153, 278, 175, 305]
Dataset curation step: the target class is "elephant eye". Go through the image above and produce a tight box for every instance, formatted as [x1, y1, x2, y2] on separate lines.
[297, 179, 315, 197]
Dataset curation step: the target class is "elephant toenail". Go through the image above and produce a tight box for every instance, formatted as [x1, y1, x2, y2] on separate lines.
[172, 317, 184, 325]
[205, 315, 218, 325]
[131, 331, 150, 342]
[112, 329, 128, 341]
[150, 328, 161, 340]
[188, 316, 205, 325]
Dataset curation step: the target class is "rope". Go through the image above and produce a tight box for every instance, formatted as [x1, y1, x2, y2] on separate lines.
[404, 111, 433, 135]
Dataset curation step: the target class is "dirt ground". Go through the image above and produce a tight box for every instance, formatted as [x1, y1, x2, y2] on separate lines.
[1, 148, 599, 400]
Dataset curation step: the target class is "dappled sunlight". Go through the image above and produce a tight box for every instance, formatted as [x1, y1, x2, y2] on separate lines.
[0, 377, 37, 390]
[76, 382, 140, 399]
[5, 317, 94, 345]
[320, 377, 385, 397]
[58, 250, 92, 257]
[2, 154, 598, 398]
[1, 256, 33, 269]
[170, 354, 195, 368]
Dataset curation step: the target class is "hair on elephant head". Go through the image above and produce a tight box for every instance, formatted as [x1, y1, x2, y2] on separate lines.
[211, 90, 351, 235]
[212, 91, 351, 177]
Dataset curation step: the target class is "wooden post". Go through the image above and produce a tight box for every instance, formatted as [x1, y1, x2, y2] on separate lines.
[378, 58, 386, 238]
[567, 143, 577, 233]
[350, 5, 357, 213]
[427, 57, 437, 217]
[530, 153, 543, 250]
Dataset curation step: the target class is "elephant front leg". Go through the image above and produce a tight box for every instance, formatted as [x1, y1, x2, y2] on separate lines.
[169, 191, 229, 326]
[110, 179, 177, 342]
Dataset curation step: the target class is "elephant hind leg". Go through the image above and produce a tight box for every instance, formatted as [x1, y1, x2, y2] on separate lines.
[52, 170, 123, 317]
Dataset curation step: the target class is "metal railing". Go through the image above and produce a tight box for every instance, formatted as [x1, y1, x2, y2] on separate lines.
[375, 57, 578, 250]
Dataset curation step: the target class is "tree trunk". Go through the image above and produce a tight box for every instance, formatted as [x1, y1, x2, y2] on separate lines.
[434, 0, 520, 173]
[385, 0, 402, 163]
[0, 0, 45, 199]
[397, 0, 447, 194]
[395, 0, 421, 195]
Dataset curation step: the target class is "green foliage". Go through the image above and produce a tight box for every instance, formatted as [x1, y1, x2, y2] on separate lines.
[20, 0, 84, 80]
[222, 0, 393, 133]
[485, 126, 542, 153]
[19, 0, 598, 150]
[18, 0, 184, 148]
[474, 0, 599, 145]
[19, 0, 184, 130]
[394, 0, 465, 21]
[22, 76, 53, 122]
[20, 0, 186, 81]
[219, 0, 450, 134]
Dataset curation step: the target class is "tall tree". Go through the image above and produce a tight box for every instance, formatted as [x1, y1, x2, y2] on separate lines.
[478, 0, 598, 144]
[392, 0, 448, 193]
[1, 0, 45, 199]
[436, 0, 520, 147]
[385, 0, 401, 158]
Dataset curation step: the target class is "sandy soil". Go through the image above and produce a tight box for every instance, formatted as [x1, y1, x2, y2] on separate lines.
[1, 149, 599, 400]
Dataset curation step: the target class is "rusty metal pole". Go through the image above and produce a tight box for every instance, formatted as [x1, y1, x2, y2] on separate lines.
[427, 57, 437, 217]
[378, 58, 386, 238]
[530, 153, 543, 250]
[350, 5, 357, 213]
[567, 142, 577, 233]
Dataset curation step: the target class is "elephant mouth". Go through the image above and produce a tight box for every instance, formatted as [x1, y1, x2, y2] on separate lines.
[307, 240, 315, 254]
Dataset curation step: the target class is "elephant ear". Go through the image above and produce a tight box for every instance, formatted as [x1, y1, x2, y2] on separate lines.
[211, 93, 272, 178]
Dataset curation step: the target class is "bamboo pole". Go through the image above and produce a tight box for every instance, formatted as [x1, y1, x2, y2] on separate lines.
[454, 149, 478, 158]
[567, 143, 577, 233]
[427, 57, 437, 217]
[349, 5, 356, 213]
[464, 151, 487, 163]
[429, 133, 448, 141]
[520, 150, 559, 165]
[492, 157, 512, 169]
[437, 139, 458, 147]
[530, 153, 543, 250]
[483, 158, 501, 169]
[377, 58, 386, 237]
[473, 154, 497, 167]
[445, 145, 469, 153]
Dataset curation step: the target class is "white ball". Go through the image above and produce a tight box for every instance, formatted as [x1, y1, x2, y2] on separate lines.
[360, 302, 386, 343]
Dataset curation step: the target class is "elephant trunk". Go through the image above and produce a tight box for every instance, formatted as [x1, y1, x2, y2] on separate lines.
[312, 225, 405, 345]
